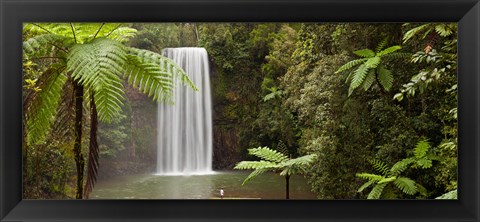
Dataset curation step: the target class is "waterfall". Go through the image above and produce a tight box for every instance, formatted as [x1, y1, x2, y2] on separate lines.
[156, 47, 213, 175]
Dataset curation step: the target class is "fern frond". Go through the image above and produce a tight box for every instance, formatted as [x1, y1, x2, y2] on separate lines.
[248, 147, 289, 163]
[403, 24, 430, 43]
[276, 141, 289, 157]
[23, 34, 69, 58]
[349, 64, 370, 94]
[241, 168, 270, 186]
[356, 173, 384, 182]
[377, 45, 401, 57]
[435, 24, 453, 37]
[358, 180, 375, 193]
[335, 58, 368, 74]
[377, 66, 393, 91]
[375, 37, 388, 52]
[390, 158, 414, 176]
[353, 49, 375, 58]
[124, 55, 175, 103]
[414, 139, 430, 159]
[233, 160, 278, 170]
[367, 183, 387, 199]
[278, 154, 317, 175]
[67, 38, 127, 122]
[415, 158, 433, 169]
[370, 159, 390, 176]
[361, 69, 375, 91]
[25, 66, 68, 145]
[378, 176, 396, 184]
[382, 52, 412, 61]
[364, 57, 381, 69]
[127, 48, 197, 91]
[393, 177, 418, 195]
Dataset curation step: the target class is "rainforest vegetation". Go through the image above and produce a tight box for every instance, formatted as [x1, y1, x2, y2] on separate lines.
[23, 23, 457, 199]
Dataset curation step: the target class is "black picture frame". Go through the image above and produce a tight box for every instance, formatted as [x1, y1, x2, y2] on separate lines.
[1, 0, 479, 221]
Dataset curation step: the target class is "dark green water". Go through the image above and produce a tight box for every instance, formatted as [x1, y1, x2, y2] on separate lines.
[91, 171, 316, 199]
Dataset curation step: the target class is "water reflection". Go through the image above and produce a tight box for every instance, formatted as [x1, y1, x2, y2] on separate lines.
[91, 171, 316, 199]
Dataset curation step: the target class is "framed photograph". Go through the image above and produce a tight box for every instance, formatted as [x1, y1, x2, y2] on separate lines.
[1, 0, 479, 221]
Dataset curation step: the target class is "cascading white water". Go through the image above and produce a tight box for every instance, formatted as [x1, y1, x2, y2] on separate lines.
[156, 47, 213, 175]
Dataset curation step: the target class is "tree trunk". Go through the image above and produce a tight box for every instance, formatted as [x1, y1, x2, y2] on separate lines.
[73, 81, 85, 199]
[285, 174, 290, 199]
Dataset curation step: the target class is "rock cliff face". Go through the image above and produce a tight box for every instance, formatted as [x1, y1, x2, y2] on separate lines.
[212, 127, 240, 170]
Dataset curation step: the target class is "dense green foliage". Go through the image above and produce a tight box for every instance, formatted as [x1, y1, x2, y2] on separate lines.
[234, 146, 317, 199]
[23, 23, 195, 198]
[24, 22, 457, 200]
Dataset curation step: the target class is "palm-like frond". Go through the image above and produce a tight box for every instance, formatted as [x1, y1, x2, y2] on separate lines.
[233, 160, 278, 170]
[381, 52, 412, 61]
[23, 34, 69, 58]
[377, 66, 393, 91]
[358, 180, 375, 193]
[413, 140, 430, 159]
[353, 49, 375, 58]
[349, 64, 370, 95]
[67, 38, 127, 122]
[335, 58, 368, 73]
[367, 183, 387, 199]
[279, 154, 317, 176]
[24, 23, 137, 44]
[377, 45, 402, 57]
[375, 37, 388, 53]
[124, 55, 175, 103]
[127, 48, 198, 91]
[361, 69, 376, 91]
[389, 158, 414, 176]
[403, 24, 430, 43]
[25, 66, 68, 145]
[393, 177, 418, 195]
[356, 173, 384, 182]
[364, 57, 381, 68]
[370, 159, 390, 176]
[241, 168, 270, 186]
[248, 147, 289, 163]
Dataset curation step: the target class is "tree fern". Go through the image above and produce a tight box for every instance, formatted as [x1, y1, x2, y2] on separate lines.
[234, 146, 317, 199]
[67, 38, 127, 122]
[336, 40, 403, 96]
[124, 55, 175, 103]
[241, 168, 270, 186]
[356, 139, 437, 199]
[23, 34, 69, 58]
[23, 23, 196, 199]
[127, 48, 197, 91]
[335, 58, 368, 73]
[248, 147, 288, 163]
[25, 66, 68, 145]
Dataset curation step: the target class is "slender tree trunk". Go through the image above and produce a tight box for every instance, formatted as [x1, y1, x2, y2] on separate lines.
[73, 81, 85, 199]
[285, 174, 290, 199]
